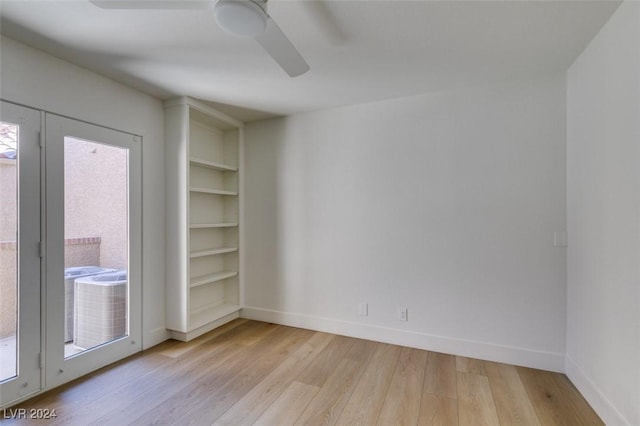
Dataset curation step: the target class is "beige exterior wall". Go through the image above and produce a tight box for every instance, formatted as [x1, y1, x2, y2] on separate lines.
[0, 242, 17, 337]
[0, 159, 17, 241]
[64, 138, 128, 270]
[1, 159, 18, 338]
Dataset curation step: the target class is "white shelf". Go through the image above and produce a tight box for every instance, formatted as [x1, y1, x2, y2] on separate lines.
[189, 222, 238, 229]
[189, 187, 238, 196]
[189, 157, 237, 172]
[165, 96, 242, 341]
[190, 247, 238, 258]
[190, 271, 238, 288]
[190, 303, 241, 331]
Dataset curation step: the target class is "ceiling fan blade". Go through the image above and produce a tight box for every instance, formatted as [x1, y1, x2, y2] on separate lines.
[255, 17, 310, 78]
[90, 0, 212, 10]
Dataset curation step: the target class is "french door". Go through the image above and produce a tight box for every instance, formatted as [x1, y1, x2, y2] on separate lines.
[44, 113, 142, 389]
[0, 102, 42, 405]
[0, 102, 142, 407]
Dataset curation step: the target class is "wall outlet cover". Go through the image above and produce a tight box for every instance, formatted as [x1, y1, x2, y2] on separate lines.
[359, 302, 368, 316]
[398, 307, 408, 321]
[554, 231, 568, 247]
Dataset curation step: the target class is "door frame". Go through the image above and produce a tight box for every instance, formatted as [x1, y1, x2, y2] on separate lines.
[0, 101, 43, 407]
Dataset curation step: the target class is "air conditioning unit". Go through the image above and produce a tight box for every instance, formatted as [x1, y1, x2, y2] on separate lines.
[74, 270, 127, 350]
[64, 266, 115, 343]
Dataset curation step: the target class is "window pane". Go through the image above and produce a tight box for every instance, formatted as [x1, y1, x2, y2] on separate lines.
[0, 122, 18, 381]
[63, 137, 129, 357]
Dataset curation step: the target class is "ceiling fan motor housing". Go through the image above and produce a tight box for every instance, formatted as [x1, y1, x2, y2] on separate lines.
[214, 0, 268, 37]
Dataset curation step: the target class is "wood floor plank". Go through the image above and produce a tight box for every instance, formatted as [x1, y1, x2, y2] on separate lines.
[485, 361, 541, 425]
[213, 332, 335, 426]
[551, 373, 604, 425]
[457, 371, 501, 426]
[295, 358, 364, 425]
[293, 339, 378, 425]
[29, 339, 175, 406]
[335, 343, 402, 426]
[159, 318, 249, 358]
[295, 335, 356, 387]
[377, 346, 429, 425]
[418, 393, 458, 426]
[129, 324, 304, 425]
[456, 355, 487, 375]
[344, 337, 380, 364]
[1, 349, 175, 426]
[198, 320, 277, 350]
[93, 342, 248, 426]
[517, 366, 604, 426]
[5, 321, 603, 426]
[253, 381, 319, 426]
[43, 353, 181, 425]
[91, 322, 280, 425]
[176, 326, 314, 424]
[423, 352, 457, 399]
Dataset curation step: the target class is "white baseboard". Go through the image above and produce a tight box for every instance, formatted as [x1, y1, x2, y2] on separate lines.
[565, 355, 631, 425]
[143, 326, 171, 350]
[170, 311, 240, 342]
[241, 306, 565, 372]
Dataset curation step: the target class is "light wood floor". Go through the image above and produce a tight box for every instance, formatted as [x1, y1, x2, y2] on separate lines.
[5, 319, 602, 425]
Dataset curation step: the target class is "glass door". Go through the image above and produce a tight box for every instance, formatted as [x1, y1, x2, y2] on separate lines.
[44, 114, 142, 389]
[0, 102, 42, 407]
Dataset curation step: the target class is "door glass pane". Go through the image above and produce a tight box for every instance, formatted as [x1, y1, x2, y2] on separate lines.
[64, 137, 129, 358]
[0, 122, 18, 381]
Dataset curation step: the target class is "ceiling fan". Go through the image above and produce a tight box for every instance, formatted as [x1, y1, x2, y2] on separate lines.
[90, 0, 310, 77]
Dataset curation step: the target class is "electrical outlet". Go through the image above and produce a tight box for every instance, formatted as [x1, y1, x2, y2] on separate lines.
[554, 231, 568, 247]
[359, 302, 368, 316]
[398, 307, 408, 321]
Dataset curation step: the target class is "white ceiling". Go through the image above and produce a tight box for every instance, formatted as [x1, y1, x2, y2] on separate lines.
[0, 0, 620, 121]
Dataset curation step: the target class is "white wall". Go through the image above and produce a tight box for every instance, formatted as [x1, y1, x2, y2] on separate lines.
[566, 3, 640, 425]
[244, 74, 568, 371]
[0, 36, 168, 349]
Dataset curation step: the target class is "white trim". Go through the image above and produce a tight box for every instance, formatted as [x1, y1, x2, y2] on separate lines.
[143, 327, 171, 350]
[238, 127, 245, 308]
[170, 311, 239, 342]
[241, 306, 565, 372]
[163, 97, 243, 129]
[565, 355, 631, 426]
